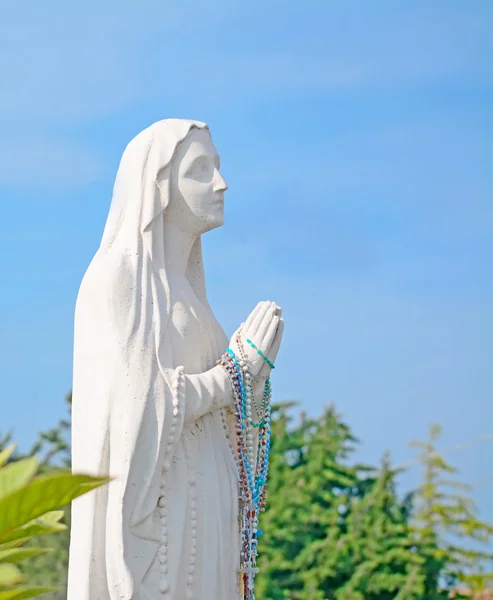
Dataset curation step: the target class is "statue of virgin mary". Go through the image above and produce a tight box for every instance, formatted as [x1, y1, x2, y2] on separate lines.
[67, 119, 283, 600]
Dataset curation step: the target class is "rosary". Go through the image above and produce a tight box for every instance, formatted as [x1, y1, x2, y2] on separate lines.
[218, 330, 274, 600]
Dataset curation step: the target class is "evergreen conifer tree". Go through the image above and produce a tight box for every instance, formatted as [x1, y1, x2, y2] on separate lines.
[411, 424, 493, 597]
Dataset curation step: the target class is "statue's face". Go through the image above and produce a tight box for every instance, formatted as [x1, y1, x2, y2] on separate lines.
[167, 128, 228, 234]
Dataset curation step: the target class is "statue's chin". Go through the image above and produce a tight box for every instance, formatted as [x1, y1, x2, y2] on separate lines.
[202, 212, 225, 233]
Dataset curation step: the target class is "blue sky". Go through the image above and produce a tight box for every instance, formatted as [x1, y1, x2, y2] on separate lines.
[1, 0, 492, 525]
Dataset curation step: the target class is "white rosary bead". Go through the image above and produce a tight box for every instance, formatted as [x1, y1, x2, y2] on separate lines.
[159, 580, 169, 593]
[181, 405, 197, 599]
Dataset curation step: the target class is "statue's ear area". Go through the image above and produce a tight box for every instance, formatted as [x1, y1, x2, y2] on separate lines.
[156, 164, 171, 212]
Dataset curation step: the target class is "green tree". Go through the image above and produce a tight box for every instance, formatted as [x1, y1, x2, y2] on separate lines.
[257, 404, 380, 599]
[332, 454, 426, 600]
[5, 396, 493, 599]
[256, 405, 444, 600]
[411, 424, 493, 597]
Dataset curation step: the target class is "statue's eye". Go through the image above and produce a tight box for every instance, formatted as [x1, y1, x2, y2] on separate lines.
[187, 158, 211, 180]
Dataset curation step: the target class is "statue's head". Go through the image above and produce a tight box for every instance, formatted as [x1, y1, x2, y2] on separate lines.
[158, 127, 228, 236]
[101, 119, 227, 251]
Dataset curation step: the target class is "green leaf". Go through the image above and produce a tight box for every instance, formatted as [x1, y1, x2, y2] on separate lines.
[0, 447, 15, 469]
[0, 564, 23, 587]
[0, 471, 109, 539]
[0, 587, 59, 599]
[0, 459, 38, 499]
[0, 512, 66, 545]
[0, 548, 49, 563]
[0, 540, 31, 552]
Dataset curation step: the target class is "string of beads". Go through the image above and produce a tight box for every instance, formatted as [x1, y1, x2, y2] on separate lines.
[219, 334, 273, 600]
[246, 338, 275, 369]
[158, 367, 184, 598]
[181, 412, 198, 600]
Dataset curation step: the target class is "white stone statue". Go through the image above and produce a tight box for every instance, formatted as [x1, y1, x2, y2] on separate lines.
[67, 119, 284, 600]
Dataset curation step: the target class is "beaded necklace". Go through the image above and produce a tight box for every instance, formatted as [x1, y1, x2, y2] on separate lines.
[219, 334, 274, 600]
[235, 332, 264, 427]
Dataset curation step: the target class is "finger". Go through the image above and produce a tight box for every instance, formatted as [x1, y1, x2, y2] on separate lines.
[244, 302, 264, 332]
[258, 314, 279, 353]
[230, 327, 241, 347]
[268, 318, 284, 365]
[249, 301, 274, 339]
[256, 314, 281, 379]
[252, 302, 278, 345]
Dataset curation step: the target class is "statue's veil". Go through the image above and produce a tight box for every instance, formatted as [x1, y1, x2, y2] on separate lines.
[68, 119, 208, 599]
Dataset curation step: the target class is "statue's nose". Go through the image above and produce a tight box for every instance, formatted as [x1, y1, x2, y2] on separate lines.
[213, 170, 228, 193]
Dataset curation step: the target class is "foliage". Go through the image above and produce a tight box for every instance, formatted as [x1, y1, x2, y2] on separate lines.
[3, 396, 492, 599]
[411, 424, 493, 597]
[13, 396, 72, 599]
[256, 404, 368, 598]
[330, 454, 426, 600]
[256, 405, 432, 599]
[0, 443, 108, 599]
